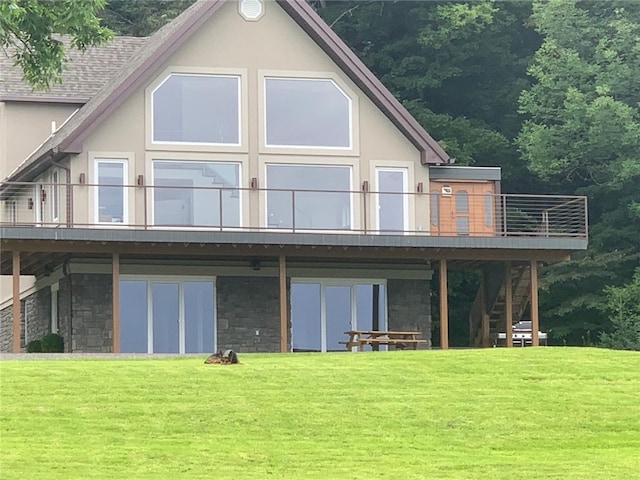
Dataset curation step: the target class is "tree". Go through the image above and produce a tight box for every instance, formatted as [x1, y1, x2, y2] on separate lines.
[599, 269, 640, 351]
[517, 0, 640, 343]
[0, 0, 113, 90]
[100, 0, 194, 37]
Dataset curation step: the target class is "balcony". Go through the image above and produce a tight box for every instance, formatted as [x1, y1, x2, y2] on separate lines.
[0, 181, 587, 240]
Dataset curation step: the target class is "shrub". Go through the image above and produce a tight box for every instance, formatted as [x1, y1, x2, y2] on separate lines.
[40, 333, 64, 353]
[25, 340, 42, 353]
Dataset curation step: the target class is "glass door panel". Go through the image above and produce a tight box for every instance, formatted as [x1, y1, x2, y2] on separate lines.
[376, 168, 407, 234]
[291, 283, 322, 351]
[119, 280, 148, 353]
[152, 283, 180, 353]
[325, 285, 352, 351]
[184, 281, 215, 353]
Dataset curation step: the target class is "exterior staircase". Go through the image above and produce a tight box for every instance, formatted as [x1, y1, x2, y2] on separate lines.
[469, 263, 532, 347]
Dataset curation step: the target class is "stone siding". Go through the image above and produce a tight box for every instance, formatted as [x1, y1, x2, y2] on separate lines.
[70, 274, 113, 353]
[0, 288, 51, 352]
[387, 279, 432, 348]
[216, 276, 286, 353]
[0, 306, 12, 352]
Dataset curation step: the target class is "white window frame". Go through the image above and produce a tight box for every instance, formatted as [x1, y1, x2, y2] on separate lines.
[150, 73, 242, 147]
[51, 283, 59, 334]
[263, 76, 354, 150]
[34, 183, 45, 226]
[264, 163, 354, 233]
[291, 278, 388, 352]
[51, 170, 60, 222]
[150, 159, 243, 230]
[94, 159, 129, 225]
[375, 167, 409, 234]
[120, 275, 217, 354]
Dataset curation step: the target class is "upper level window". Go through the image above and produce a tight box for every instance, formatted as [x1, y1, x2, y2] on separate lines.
[152, 74, 240, 145]
[95, 159, 127, 224]
[265, 77, 351, 148]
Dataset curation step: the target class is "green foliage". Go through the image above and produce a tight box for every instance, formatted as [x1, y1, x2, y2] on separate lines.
[100, 0, 194, 36]
[599, 269, 640, 350]
[25, 339, 42, 353]
[39, 333, 64, 353]
[518, 0, 640, 185]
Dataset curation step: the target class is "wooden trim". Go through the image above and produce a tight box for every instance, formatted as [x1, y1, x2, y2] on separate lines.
[12, 251, 20, 353]
[439, 259, 449, 349]
[112, 253, 120, 353]
[505, 262, 513, 348]
[279, 255, 287, 352]
[530, 260, 539, 346]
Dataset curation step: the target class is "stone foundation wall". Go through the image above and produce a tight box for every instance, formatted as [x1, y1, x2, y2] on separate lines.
[216, 276, 286, 353]
[70, 274, 113, 353]
[387, 279, 432, 348]
[0, 288, 51, 352]
[0, 306, 12, 352]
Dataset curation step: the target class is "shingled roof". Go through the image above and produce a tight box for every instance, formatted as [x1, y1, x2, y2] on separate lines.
[4, 0, 451, 183]
[0, 36, 148, 102]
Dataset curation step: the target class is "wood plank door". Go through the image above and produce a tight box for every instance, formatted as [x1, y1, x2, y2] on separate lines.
[433, 182, 495, 236]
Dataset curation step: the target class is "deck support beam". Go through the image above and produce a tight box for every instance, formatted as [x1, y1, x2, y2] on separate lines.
[530, 260, 539, 346]
[12, 251, 21, 353]
[439, 259, 449, 350]
[505, 262, 513, 348]
[279, 255, 288, 352]
[112, 253, 120, 353]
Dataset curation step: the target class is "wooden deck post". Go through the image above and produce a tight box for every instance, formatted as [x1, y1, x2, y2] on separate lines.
[505, 262, 513, 348]
[279, 255, 288, 352]
[530, 260, 539, 347]
[112, 253, 120, 353]
[439, 259, 449, 350]
[12, 251, 21, 353]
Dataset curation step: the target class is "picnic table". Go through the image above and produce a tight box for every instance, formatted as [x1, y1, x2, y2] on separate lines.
[340, 330, 427, 352]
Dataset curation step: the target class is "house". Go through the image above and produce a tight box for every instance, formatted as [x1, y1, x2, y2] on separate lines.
[0, 0, 587, 354]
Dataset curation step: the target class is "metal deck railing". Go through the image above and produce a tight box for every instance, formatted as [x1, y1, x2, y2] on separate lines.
[0, 182, 588, 239]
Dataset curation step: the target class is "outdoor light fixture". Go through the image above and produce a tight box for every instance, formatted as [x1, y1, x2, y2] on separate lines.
[361, 180, 369, 192]
[251, 259, 261, 271]
[78, 173, 86, 184]
[250, 177, 258, 189]
[417, 182, 424, 193]
[137, 175, 144, 186]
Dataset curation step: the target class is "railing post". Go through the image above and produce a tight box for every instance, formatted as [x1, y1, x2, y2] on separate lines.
[219, 188, 223, 231]
[501, 195, 507, 236]
[363, 190, 368, 234]
[291, 190, 296, 233]
[142, 185, 148, 230]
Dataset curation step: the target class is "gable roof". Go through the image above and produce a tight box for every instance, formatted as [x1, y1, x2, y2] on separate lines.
[0, 36, 148, 103]
[4, 0, 451, 183]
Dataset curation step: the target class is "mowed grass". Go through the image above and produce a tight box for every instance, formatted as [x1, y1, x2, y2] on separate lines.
[1, 348, 639, 479]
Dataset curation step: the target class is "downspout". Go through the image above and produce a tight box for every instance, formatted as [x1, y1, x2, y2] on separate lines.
[62, 261, 73, 352]
[51, 154, 72, 227]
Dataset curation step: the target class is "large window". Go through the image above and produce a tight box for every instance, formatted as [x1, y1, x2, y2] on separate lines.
[95, 160, 127, 224]
[152, 74, 240, 144]
[153, 161, 241, 228]
[266, 164, 351, 231]
[265, 77, 351, 148]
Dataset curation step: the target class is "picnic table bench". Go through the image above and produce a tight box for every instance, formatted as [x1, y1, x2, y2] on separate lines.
[339, 330, 427, 351]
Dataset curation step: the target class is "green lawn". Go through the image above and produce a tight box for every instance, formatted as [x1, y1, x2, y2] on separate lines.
[1, 348, 639, 479]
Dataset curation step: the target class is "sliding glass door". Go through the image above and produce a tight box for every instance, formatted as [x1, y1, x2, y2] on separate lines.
[291, 280, 387, 352]
[119, 277, 215, 354]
